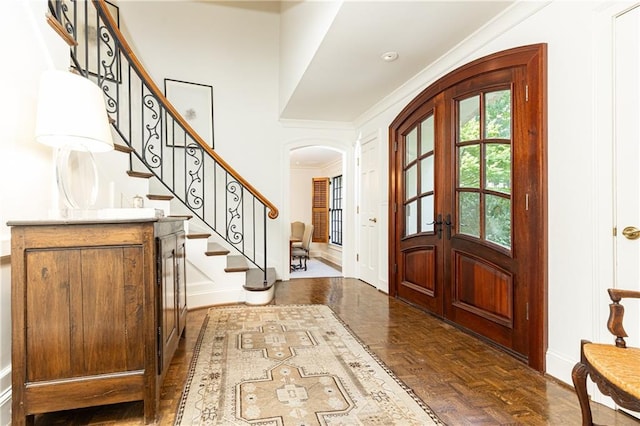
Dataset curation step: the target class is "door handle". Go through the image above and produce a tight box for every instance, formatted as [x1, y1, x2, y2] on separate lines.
[369, 217, 377, 223]
[434, 214, 443, 239]
[444, 214, 453, 240]
[622, 226, 640, 240]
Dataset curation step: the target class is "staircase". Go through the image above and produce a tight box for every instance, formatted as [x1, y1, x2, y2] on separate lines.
[48, 0, 278, 306]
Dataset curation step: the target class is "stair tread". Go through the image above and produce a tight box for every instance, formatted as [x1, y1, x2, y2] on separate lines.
[147, 194, 173, 201]
[187, 233, 212, 239]
[205, 242, 230, 256]
[168, 214, 193, 220]
[225, 255, 249, 272]
[114, 143, 134, 153]
[127, 170, 154, 179]
[244, 267, 277, 291]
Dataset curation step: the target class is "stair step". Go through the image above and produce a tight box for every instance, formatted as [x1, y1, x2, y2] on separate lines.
[114, 143, 134, 153]
[147, 194, 173, 201]
[127, 170, 154, 179]
[168, 214, 193, 220]
[205, 242, 229, 256]
[225, 255, 249, 273]
[244, 267, 277, 291]
[187, 233, 211, 240]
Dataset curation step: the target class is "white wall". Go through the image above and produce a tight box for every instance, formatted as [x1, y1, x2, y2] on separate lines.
[352, 0, 629, 394]
[0, 1, 72, 422]
[289, 167, 316, 225]
[279, 1, 342, 115]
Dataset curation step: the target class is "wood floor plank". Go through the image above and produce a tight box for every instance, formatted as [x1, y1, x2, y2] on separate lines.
[31, 278, 639, 425]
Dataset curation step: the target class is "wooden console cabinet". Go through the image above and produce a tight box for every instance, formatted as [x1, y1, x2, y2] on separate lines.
[9, 217, 187, 425]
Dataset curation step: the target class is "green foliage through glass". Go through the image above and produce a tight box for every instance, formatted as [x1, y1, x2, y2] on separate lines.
[457, 89, 512, 248]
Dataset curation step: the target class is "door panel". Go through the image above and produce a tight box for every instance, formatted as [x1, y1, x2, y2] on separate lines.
[610, 6, 640, 419]
[614, 4, 640, 348]
[389, 45, 547, 370]
[395, 98, 446, 316]
[359, 136, 380, 287]
[452, 251, 513, 327]
[399, 245, 439, 312]
[443, 69, 529, 356]
[402, 246, 437, 294]
[158, 233, 178, 376]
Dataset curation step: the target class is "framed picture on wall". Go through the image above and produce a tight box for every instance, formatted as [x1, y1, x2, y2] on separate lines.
[164, 78, 215, 148]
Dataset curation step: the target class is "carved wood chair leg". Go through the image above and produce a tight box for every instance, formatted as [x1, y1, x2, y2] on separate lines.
[572, 362, 594, 426]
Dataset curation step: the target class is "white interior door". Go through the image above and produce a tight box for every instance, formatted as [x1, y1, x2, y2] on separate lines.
[359, 135, 379, 288]
[614, 4, 640, 348]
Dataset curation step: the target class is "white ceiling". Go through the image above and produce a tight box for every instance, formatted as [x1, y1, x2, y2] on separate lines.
[280, 1, 514, 123]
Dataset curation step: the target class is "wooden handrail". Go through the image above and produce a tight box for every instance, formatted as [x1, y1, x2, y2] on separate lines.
[92, 0, 279, 220]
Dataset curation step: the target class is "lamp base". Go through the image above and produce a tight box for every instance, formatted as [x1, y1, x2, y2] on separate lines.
[56, 147, 99, 210]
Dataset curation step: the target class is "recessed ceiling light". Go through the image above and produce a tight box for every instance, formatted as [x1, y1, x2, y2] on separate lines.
[381, 51, 399, 62]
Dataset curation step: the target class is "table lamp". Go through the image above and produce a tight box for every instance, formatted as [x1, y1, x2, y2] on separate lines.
[35, 70, 114, 211]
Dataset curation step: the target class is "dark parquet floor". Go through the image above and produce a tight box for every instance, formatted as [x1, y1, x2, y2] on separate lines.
[33, 278, 640, 425]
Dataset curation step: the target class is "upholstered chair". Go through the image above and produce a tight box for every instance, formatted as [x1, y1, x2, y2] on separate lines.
[290, 221, 305, 249]
[292, 223, 314, 271]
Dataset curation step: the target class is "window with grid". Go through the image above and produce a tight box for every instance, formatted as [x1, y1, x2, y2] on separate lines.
[330, 175, 343, 246]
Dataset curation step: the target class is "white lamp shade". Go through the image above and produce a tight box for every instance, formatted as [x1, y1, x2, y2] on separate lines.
[35, 70, 114, 153]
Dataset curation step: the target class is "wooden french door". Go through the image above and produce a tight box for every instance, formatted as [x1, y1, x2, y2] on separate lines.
[389, 45, 547, 371]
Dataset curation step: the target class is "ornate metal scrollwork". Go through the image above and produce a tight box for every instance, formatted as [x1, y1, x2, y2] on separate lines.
[97, 23, 118, 81]
[185, 142, 204, 211]
[61, 0, 75, 38]
[99, 82, 118, 115]
[142, 94, 162, 169]
[226, 180, 243, 245]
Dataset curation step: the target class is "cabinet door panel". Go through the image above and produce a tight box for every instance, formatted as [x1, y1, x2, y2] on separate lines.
[176, 231, 187, 335]
[158, 234, 178, 376]
[123, 246, 145, 370]
[82, 246, 145, 373]
[25, 250, 77, 381]
[82, 247, 127, 374]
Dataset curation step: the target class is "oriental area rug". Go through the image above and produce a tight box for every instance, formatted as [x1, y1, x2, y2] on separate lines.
[175, 304, 445, 425]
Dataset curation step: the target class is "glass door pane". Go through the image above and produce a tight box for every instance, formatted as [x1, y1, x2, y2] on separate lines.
[456, 89, 512, 249]
[403, 112, 436, 237]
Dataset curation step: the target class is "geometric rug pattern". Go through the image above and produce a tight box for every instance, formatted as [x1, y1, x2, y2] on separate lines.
[175, 304, 445, 425]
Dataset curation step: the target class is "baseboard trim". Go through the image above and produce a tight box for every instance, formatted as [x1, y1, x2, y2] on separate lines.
[545, 348, 574, 386]
[187, 281, 244, 308]
[546, 348, 614, 409]
[320, 254, 341, 268]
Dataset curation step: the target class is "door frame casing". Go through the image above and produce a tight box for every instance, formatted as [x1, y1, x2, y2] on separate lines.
[388, 44, 548, 371]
